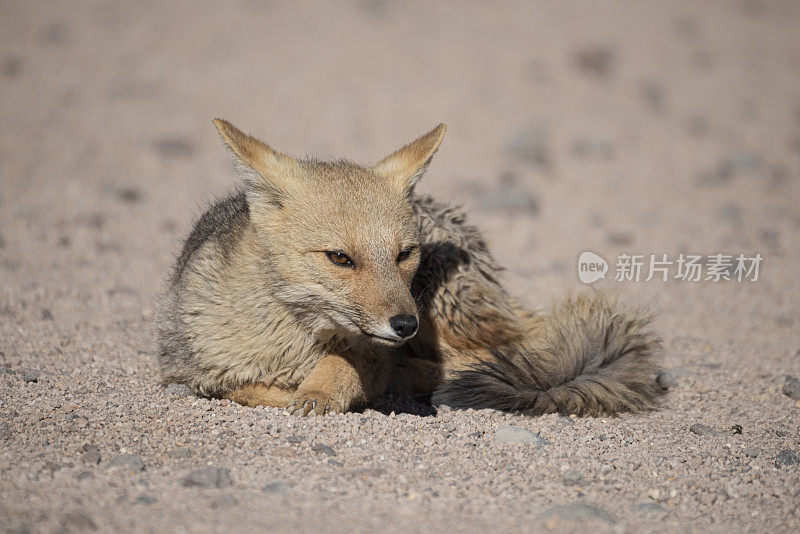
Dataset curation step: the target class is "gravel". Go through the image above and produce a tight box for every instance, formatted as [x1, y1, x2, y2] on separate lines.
[689, 423, 716, 436]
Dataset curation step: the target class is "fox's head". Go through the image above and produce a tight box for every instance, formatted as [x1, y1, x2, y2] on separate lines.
[213, 119, 446, 347]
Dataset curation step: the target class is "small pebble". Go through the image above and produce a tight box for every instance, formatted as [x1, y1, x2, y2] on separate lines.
[262, 481, 290, 494]
[494, 426, 550, 446]
[312, 443, 336, 456]
[689, 423, 716, 436]
[181, 467, 233, 488]
[774, 450, 798, 469]
[133, 494, 156, 505]
[656, 370, 678, 390]
[539, 503, 615, 525]
[782, 376, 800, 400]
[742, 447, 758, 458]
[164, 383, 193, 398]
[562, 469, 583, 485]
[167, 447, 192, 459]
[81, 444, 101, 465]
[22, 371, 40, 383]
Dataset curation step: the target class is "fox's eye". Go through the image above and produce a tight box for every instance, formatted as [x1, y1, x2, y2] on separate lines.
[326, 251, 354, 268]
[397, 248, 414, 263]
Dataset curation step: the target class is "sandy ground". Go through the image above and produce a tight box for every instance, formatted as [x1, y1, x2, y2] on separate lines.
[2, 1, 800, 532]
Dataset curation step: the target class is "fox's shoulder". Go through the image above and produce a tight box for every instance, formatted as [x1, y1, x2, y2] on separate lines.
[171, 191, 250, 284]
[412, 194, 483, 248]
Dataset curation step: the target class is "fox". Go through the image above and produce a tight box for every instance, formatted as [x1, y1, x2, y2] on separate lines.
[156, 119, 664, 417]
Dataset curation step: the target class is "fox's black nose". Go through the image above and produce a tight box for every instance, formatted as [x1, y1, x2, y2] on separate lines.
[389, 314, 418, 339]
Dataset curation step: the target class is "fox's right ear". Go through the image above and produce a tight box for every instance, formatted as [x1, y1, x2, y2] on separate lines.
[213, 118, 298, 206]
[373, 123, 446, 195]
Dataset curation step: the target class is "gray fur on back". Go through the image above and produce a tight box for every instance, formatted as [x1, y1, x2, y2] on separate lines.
[156, 191, 250, 388]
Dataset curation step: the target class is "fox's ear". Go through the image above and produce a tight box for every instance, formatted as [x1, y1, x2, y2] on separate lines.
[213, 118, 298, 206]
[373, 123, 446, 194]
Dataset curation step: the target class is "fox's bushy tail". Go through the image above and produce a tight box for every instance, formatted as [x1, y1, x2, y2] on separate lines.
[431, 293, 664, 416]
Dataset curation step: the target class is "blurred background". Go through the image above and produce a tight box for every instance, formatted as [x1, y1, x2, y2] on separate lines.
[1, 0, 799, 362]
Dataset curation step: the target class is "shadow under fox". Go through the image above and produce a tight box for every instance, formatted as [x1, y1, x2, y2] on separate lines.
[156, 120, 663, 416]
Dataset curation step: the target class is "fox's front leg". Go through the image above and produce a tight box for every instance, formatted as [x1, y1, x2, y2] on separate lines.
[287, 350, 389, 416]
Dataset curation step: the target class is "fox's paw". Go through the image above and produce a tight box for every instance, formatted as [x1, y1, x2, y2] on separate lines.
[286, 391, 340, 417]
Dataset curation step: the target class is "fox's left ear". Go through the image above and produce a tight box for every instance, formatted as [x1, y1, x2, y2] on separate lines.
[373, 123, 446, 194]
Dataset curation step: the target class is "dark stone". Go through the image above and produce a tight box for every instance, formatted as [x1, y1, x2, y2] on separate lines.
[81, 444, 101, 465]
[167, 447, 192, 459]
[75, 470, 94, 481]
[495, 425, 551, 446]
[782, 375, 800, 400]
[562, 470, 583, 485]
[572, 136, 614, 160]
[109, 454, 145, 472]
[41, 23, 68, 45]
[349, 468, 386, 478]
[22, 371, 40, 383]
[181, 467, 233, 488]
[60, 511, 96, 531]
[133, 494, 156, 505]
[640, 80, 666, 112]
[117, 187, 143, 203]
[154, 138, 195, 159]
[774, 450, 798, 468]
[574, 46, 616, 78]
[41, 309, 54, 321]
[164, 383, 193, 398]
[312, 443, 336, 456]
[656, 370, 678, 390]
[689, 423, 716, 436]
[632, 502, 667, 518]
[262, 481, 290, 494]
[1, 56, 23, 78]
[507, 125, 550, 169]
[540, 503, 615, 525]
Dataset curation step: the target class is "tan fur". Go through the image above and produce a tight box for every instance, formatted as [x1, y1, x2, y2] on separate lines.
[156, 121, 663, 417]
[223, 383, 296, 408]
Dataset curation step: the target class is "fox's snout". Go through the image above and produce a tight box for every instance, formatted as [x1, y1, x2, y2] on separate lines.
[357, 286, 420, 345]
[365, 311, 419, 345]
[389, 314, 418, 339]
